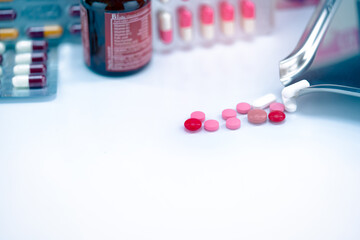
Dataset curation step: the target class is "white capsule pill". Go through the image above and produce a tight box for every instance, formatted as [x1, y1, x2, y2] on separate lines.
[12, 75, 30, 88]
[252, 93, 277, 109]
[282, 80, 310, 99]
[0, 42, 5, 54]
[13, 64, 47, 75]
[15, 40, 48, 53]
[282, 97, 297, 113]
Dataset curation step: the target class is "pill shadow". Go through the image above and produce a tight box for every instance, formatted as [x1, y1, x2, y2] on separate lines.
[297, 92, 360, 122]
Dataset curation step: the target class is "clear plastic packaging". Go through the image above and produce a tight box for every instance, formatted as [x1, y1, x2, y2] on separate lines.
[0, 41, 58, 99]
[153, 0, 275, 52]
[0, 0, 81, 46]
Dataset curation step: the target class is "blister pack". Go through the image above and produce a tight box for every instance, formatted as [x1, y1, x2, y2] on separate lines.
[0, 40, 57, 99]
[153, 0, 275, 52]
[0, 0, 81, 46]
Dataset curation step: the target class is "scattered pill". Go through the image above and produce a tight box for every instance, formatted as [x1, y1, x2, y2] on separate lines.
[12, 75, 47, 89]
[0, 54, 2, 65]
[222, 109, 237, 120]
[0, 28, 18, 40]
[27, 25, 63, 39]
[204, 119, 219, 132]
[252, 93, 276, 109]
[0, 42, 5, 54]
[268, 111, 286, 123]
[240, 0, 256, 34]
[178, 7, 193, 42]
[0, 66, 2, 76]
[282, 80, 310, 99]
[158, 11, 173, 44]
[220, 1, 235, 37]
[226, 117, 241, 130]
[248, 109, 267, 124]
[269, 102, 285, 112]
[69, 4, 81, 17]
[200, 4, 215, 40]
[184, 118, 202, 132]
[191, 111, 206, 122]
[236, 102, 252, 114]
[283, 97, 297, 112]
[13, 64, 47, 75]
[0, 8, 17, 21]
[16, 40, 48, 53]
[15, 52, 47, 64]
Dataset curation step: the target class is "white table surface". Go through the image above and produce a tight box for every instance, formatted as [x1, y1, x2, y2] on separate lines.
[1, 7, 360, 240]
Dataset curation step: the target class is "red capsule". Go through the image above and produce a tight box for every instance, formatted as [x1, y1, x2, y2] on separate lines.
[184, 118, 202, 132]
[69, 5, 81, 17]
[268, 111, 286, 123]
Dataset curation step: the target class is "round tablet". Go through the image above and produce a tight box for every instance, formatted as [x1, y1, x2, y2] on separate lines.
[191, 111, 206, 122]
[248, 109, 267, 124]
[222, 109, 237, 120]
[204, 120, 219, 132]
[269, 102, 285, 112]
[226, 117, 241, 130]
[184, 118, 202, 132]
[269, 111, 286, 123]
[236, 102, 252, 114]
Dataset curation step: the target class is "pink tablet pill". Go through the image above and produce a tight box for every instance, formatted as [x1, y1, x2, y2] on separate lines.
[191, 111, 206, 122]
[204, 120, 219, 132]
[248, 109, 267, 124]
[222, 109, 237, 120]
[226, 117, 241, 130]
[269, 102, 285, 112]
[236, 102, 252, 114]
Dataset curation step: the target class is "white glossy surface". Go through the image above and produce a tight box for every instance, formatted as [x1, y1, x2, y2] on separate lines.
[1, 7, 360, 240]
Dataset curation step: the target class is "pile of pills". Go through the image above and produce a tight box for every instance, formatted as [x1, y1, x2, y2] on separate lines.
[0, 0, 81, 44]
[154, 0, 275, 52]
[184, 93, 287, 133]
[0, 40, 58, 98]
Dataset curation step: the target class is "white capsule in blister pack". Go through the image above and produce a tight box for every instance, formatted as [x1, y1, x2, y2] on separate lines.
[153, 0, 275, 52]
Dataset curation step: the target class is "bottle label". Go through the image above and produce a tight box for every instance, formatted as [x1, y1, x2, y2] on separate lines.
[105, 3, 152, 72]
[80, 5, 91, 67]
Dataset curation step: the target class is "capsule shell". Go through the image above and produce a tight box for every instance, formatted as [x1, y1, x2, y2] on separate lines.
[69, 24, 81, 34]
[12, 75, 47, 89]
[0, 9, 17, 21]
[13, 64, 47, 75]
[15, 52, 47, 64]
[0, 28, 18, 40]
[16, 40, 48, 53]
[178, 7, 193, 42]
[27, 25, 63, 39]
[158, 11, 173, 44]
[69, 5, 81, 17]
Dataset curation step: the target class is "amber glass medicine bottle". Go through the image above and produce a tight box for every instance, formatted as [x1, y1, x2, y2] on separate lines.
[80, 0, 152, 76]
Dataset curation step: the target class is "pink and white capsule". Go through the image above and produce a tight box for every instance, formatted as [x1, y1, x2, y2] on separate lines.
[15, 52, 47, 64]
[158, 11, 173, 44]
[13, 64, 47, 75]
[240, 0, 256, 34]
[220, 1, 235, 37]
[178, 7, 193, 42]
[200, 5, 215, 40]
[12, 75, 46, 89]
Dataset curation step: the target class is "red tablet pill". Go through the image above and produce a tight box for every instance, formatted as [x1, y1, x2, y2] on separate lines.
[184, 118, 202, 132]
[268, 111, 286, 123]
